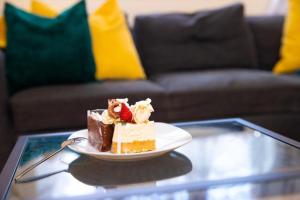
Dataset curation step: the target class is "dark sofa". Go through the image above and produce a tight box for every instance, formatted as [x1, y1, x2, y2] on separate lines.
[1, 6, 300, 167]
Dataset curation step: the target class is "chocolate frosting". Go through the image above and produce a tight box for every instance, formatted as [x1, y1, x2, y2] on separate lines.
[88, 115, 114, 152]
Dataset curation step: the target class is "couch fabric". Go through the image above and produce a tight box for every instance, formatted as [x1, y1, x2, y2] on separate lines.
[11, 81, 169, 133]
[0, 50, 11, 138]
[134, 4, 258, 75]
[151, 69, 300, 121]
[247, 16, 284, 71]
[0, 50, 15, 172]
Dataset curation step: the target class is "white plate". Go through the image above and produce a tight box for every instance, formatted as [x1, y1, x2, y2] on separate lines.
[67, 122, 192, 161]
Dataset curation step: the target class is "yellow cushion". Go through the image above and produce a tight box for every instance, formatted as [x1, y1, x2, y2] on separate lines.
[32, 0, 146, 80]
[31, 0, 58, 17]
[0, 17, 6, 48]
[89, 0, 146, 79]
[273, 0, 300, 74]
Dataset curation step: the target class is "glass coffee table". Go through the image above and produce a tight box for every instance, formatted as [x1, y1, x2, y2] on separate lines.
[1, 118, 300, 200]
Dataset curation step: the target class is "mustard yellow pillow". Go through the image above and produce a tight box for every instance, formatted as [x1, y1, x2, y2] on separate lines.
[274, 0, 300, 74]
[32, 0, 146, 79]
[31, 0, 58, 17]
[89, 0, 146, 79]
[0, 17, 6, 48]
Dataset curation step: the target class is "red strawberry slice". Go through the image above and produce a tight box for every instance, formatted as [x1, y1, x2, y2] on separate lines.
[120, 103, 133, 122]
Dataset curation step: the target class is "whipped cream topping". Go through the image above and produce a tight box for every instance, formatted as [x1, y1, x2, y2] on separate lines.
[93, 98, 154, 126]
[113, 98, 129, 113]
[131, 98, 154, 123]
[101, 110, 114, 124]
[89, 111, 102, 121]
[113, 106, 121, 113]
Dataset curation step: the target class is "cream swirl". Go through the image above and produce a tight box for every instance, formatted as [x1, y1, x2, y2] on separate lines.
[89, 111, 102, 121]
[131, 98, 154, 123]
[101, 110, 115, 124]
[113, 98, 129, 113]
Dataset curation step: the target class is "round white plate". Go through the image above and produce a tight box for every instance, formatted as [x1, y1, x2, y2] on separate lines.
[67, 122, 192, 161]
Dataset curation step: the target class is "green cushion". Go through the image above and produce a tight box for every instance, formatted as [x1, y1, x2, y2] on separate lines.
[4, 1, 95, 94]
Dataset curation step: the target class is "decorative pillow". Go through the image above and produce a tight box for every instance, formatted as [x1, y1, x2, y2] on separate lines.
[134, 4, 258, 75]
[5, 1, 95, 93]
[32, 0, 146, 80]
[89, 0, 145, 79]
[0, 17, 6, 48]
[273, 0, 300, 74]
[31, 0, 58, 17]
[0, 0, 57, 49]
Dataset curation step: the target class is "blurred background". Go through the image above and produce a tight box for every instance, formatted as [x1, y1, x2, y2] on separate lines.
[0, 0, 287, 24]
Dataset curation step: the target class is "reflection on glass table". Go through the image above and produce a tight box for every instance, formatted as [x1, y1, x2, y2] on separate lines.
[6, 119, 300, 200]
[121, 179, 300, 200]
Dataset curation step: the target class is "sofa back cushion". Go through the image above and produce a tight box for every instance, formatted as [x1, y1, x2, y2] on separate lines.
[134, 4, 258, 75]
[246, 16, 284, 71]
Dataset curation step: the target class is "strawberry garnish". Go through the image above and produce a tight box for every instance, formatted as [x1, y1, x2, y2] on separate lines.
[120, 103, 133, 122]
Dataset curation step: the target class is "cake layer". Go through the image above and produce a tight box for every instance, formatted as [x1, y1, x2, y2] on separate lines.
[111, 140, 155, 153]
[112, 121, 155, 143]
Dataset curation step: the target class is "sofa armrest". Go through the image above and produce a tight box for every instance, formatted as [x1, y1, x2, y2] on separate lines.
[246, 16, 284, 71]
[0, 50, 11, 136]
[0, 50, 17, 167]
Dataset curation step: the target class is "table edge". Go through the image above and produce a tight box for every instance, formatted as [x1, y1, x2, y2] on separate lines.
[237, 118, 300, 149]
[0, 136, 27, 200]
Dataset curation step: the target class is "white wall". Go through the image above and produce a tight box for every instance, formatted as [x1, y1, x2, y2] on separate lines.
[1, 0, 271, 19]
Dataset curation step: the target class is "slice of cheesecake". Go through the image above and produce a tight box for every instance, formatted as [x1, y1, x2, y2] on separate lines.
[111, 121, 155, 154]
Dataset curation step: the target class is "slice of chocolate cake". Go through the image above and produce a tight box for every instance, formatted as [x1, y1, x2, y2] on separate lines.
[87, 110, 114, 152]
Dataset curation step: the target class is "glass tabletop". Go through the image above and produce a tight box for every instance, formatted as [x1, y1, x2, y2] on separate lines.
[5, 119, 300, 200]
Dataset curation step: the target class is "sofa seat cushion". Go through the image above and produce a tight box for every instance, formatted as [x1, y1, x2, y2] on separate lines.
[151, 69, 300, 121]
[11, 81, 168, 133]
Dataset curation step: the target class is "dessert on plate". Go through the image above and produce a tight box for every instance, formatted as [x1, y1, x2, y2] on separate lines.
[87, 98, 155, 154]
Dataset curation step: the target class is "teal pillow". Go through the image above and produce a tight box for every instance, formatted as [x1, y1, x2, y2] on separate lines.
[4, 1, 95, 93]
